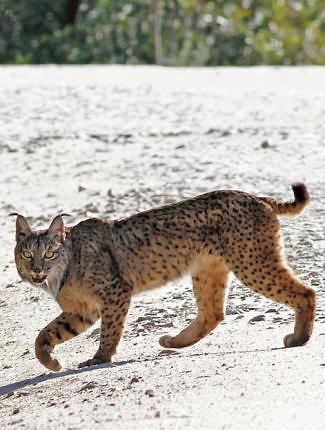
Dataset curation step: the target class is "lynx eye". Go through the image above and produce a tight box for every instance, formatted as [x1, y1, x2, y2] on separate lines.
[22, 250, 33, 259]
[44, 250, 57, 259]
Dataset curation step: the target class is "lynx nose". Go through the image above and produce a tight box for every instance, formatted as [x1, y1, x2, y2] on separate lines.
[32, 266, 42, 274]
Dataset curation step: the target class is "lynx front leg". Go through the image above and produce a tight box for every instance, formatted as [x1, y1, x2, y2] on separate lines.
[35, 312, 98, 371]
[78, 282, 132, 368]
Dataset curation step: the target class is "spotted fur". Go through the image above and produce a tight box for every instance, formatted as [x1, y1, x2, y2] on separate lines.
[13, 183, 315, 371]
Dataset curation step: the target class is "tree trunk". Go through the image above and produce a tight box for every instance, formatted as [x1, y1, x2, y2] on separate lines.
[64, 0, 80, 26]
[154, 0, 162, 65]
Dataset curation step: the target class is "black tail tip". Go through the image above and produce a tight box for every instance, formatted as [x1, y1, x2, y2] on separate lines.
[292, 183, 309, 203]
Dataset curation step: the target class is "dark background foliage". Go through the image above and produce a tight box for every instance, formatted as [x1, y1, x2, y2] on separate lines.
[0, 0, 324, 65]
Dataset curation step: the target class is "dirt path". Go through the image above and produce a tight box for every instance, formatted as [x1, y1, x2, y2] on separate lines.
[0, 66, 324, 429]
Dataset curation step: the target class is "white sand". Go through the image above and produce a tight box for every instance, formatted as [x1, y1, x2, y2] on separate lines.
[0, 66, 324, 429]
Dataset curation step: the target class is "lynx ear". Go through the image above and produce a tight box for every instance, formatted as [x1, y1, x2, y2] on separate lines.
[12, 214, 32, 242]
[48, 214, 66, 243]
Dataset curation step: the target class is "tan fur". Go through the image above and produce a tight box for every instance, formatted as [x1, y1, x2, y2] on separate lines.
[13, 183, 316, 371]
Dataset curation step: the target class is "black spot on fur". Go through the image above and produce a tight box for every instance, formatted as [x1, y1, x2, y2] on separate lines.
[63, 322, 78, 337]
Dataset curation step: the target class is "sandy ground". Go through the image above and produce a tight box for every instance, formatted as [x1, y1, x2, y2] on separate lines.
[0, 66, 324, 429]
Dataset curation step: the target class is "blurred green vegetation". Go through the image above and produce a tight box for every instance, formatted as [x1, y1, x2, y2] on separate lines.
[0, 0, 324, 65]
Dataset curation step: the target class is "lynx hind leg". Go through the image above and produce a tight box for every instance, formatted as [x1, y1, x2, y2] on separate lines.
[233, 258, 316, 348]
[280, 269, 315, 347]
[160, 258, 230, 349]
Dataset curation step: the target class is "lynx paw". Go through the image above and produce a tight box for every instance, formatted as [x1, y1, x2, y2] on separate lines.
[159, 335, 173, 348]
[283, 333, 308, 348]
[35, 342, 62, 372]
[38, 354, 61, 372]
[78, 351, 112, 368]
[78, 357, 109, 368]
[46, 358, 62, 372]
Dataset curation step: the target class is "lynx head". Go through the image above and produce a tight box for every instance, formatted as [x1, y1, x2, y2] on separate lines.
[13, 214, 68, 287]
